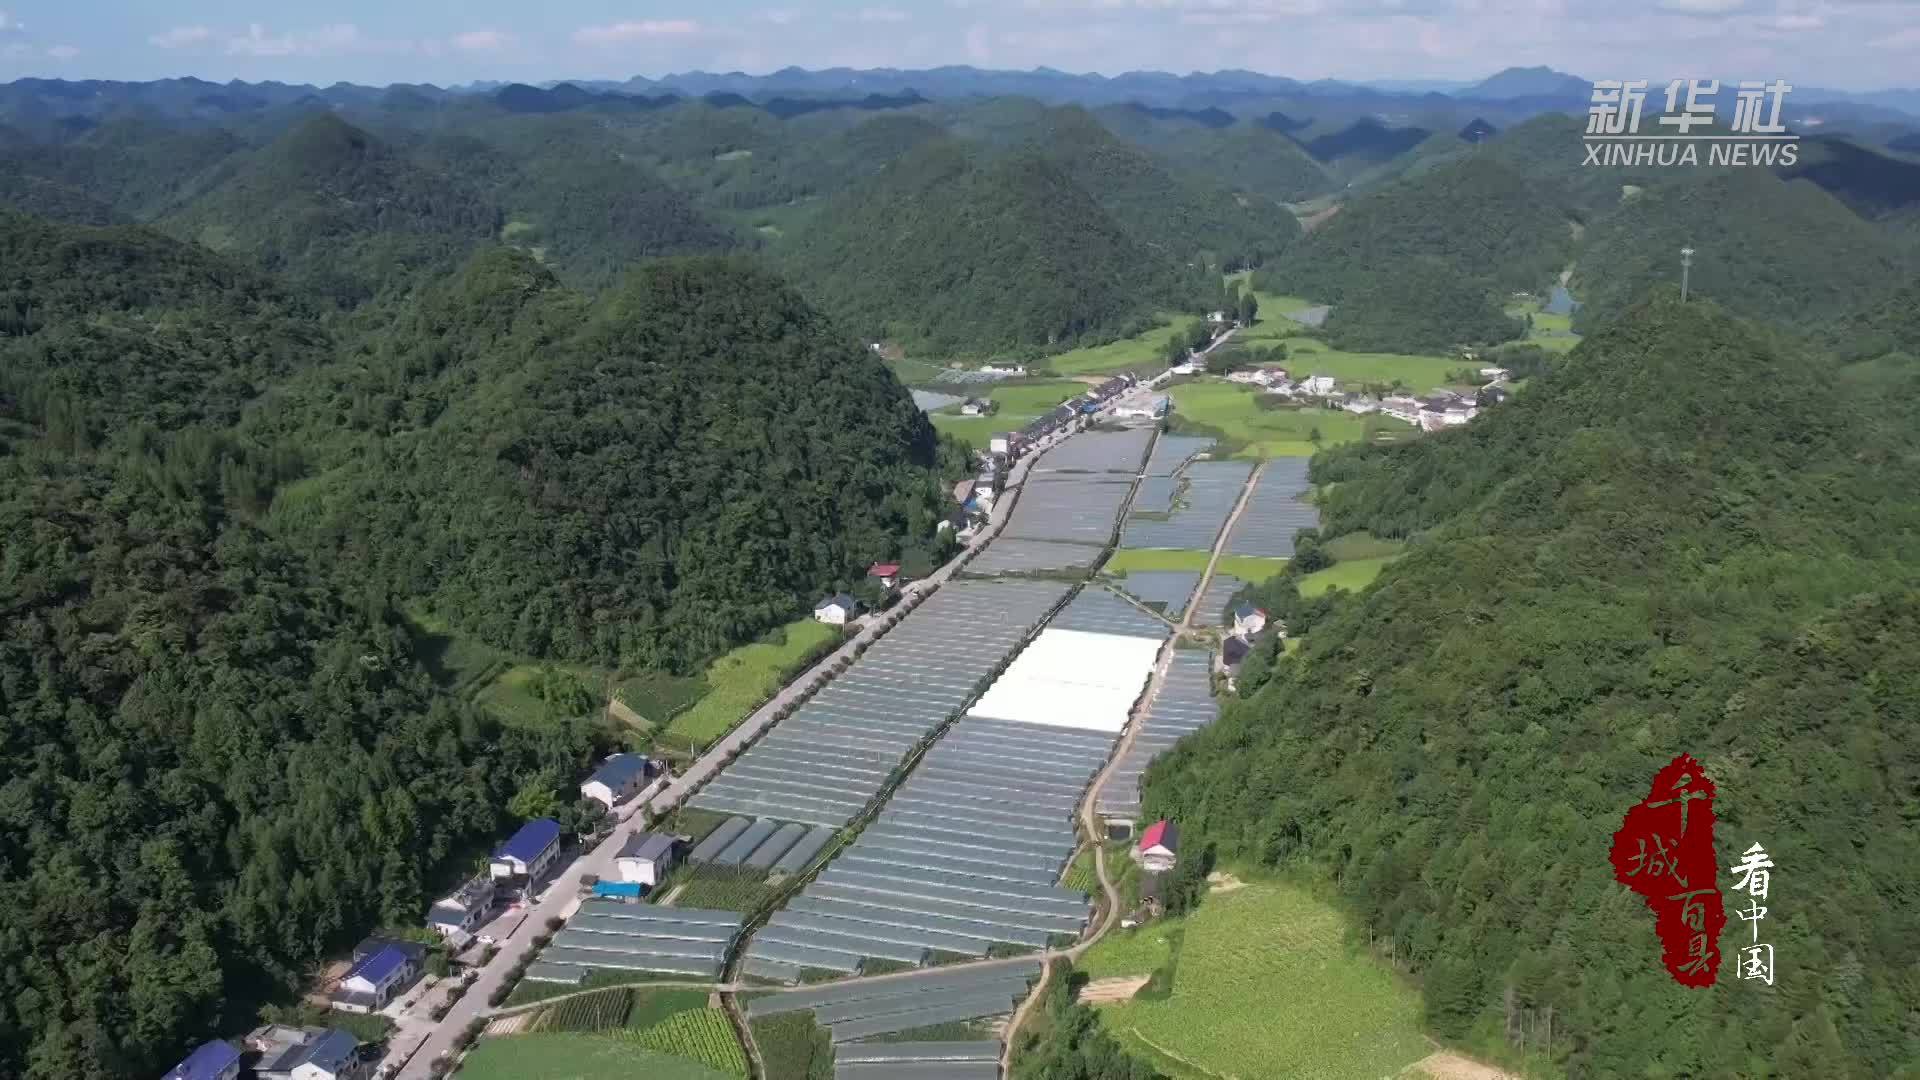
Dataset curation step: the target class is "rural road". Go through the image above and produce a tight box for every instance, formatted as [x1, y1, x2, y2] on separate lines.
[387, 395, 1088, 1078]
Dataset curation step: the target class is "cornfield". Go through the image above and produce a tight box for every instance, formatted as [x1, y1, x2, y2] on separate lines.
[529, 988, 632, 1032]
[617, 1009, 748, 1076]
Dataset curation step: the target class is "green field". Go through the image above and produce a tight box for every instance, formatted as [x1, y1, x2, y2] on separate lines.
[1088, 881, 1429, 1080]
[613, 670, 709, 728]
[664, 619, 840, 750]
[456, 1033, 737, 1080]
[750, 1012, 835, 1080]
[658, 864, 786, 912]
[1062, 846, 1099, 894]
[1168, 383, 1378, 458]
[1103, 548, 1291, 583]
[475, 662, 607, 728]
[1298, 556, 1401, 597]
[613, 1009, 748, 1075]
[928, 379, 1085, 449]
[1321, 531, 1404, 561]
[1042, 312, 1204, 376]
[1508, 297, 1582, 353]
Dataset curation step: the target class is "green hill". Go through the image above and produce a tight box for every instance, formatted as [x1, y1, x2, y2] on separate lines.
[1572, 168, 1907, 331]
[0, 213, 594, 1080]
[1321, 257, 1524, 352]
[1147, 294, 1920, 1077]
[1254, 155, 1571, 303]
[161, 112, 500, 302]
[780, 138, 1190, 354]
[259, 250, 958, 669]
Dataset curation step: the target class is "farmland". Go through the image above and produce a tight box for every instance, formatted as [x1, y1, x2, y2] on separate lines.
[1102, 548, 1290, 584]
[749, 1011, 835, 1080]
[1041, 312, 1204, 377]
[1062, 846, 1099, 894]
[454, 1033, 737, 1080]
[1168, 383, 1386, 458]
[658, 864, 787, 912]
[528, 987, 639, 1032]
[1508, 296, 1582, 353]
[928, 379, 1085, 449]
[615, 1008, 749, 1075]
[1088, 881, 1428, 1079]
[664, 619, 841, 750]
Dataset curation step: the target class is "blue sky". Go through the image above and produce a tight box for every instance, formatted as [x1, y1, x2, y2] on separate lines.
[0, 0, 1913, 90]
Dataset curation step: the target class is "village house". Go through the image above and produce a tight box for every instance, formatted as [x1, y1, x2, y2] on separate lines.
[1302, 374, 1338, 396]
[1342, 395, 1381, 414]
[812, 593, 861, 626]
[163, 1041, 242, 1080]
[252, 1027, 365, 1080]
[579, 753, 658, 810]
[425, 875, 497, 942]
[1229, 602, 1268, 637]
[959, 397, 995, 416]
[979, 363, 1027, 376]
[867, 562, 901, 590]
[988, 433, 1012, 456]
[1479, 366, 1512, 382]
[1220, 634, 1253, 678]
[1381, 395, 1422, 424]
[331, 940, 424, 1014]
[490, 817, 563, 882]
[1113, 391, 1170, 419]
[1135, 819, 1180, 873]
[616, 831, 681, 887]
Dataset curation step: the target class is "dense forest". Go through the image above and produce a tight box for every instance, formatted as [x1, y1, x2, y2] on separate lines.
[1145, 295, 1920, 1076]
[1572, 168, 1910, 333]
[779, 138, 1200, 354]
[1319, 257, 1525, 353]
[1255, 155, 1572, 305]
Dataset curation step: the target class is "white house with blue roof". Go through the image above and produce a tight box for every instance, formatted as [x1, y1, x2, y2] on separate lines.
[490, 817, 562, 882]
[254, 1027, 364, 1080]
[579, 752, 659, 809]
[330, 942, 423, 1014]
[161, 1040, 240, 1080]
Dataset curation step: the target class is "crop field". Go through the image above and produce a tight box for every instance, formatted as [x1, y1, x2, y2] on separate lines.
[626, 988, 711, 1028]
[1508, 298, 1582, 353]
[662, 865, 785, 912]
[1043, 312, 1204, 376]
[530, 988, 636, 1032]
[614, 670, 709, 728]
[1169, 383, 1377, 458]
[1080, 922, 1179, 982]
[1104, 548, 1290, 584]
[454, 1033, 737, 1080]
[929, 379, 1085, 448]
[1063, 846, 1099, 894]
[750, 1011, 834, 1080]
[504, 968, 691, 1007]
[1298, 556, 1401, 597]
[1322, 531, 1405, 562]
[616, 1008, 749, 1075]
[665, 619, 840, 749]
[1092, 882, 1428, 1079]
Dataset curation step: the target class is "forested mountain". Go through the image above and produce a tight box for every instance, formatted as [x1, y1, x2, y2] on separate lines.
[0, 117, 245, 218]
[1320, 258, 1524, 352]
[1254, 155, 1571, 303]
[1145, 295, 1920, 1077]
[1572, 168, 1908, 331]
[254, 250, 958, 669]
[0, 214, 608, 1080]
[779, 138, 1194, 354]
[158, 113, 500, 304]
[1007, 107, 1301, 269]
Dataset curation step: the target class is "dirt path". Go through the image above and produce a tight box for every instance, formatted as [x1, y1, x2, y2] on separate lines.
[1405, 1050, 1522, 1080]
[1078, 976, 1151, 1004]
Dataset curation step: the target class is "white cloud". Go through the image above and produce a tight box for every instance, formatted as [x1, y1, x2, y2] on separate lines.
[0, 11, 21, 33]
[1866, 24, 1920, 47]
[856, 6, 912, 20]
[221, 23, 408, 58]
[149, 26, 213, 49]
[44, 43, 76, 59]
[760, 9, 800, 24]
[572, 19, 701, 45]
[1767, 12, 1824, 29]
[451, 29, 514, 52]
[1655, 0, 1748, 12]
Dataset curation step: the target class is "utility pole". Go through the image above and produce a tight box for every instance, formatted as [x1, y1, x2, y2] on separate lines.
[1680, 246, 1695, 303]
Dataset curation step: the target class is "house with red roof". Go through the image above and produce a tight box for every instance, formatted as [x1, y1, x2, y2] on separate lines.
[867, 562, 902, 589]
[1136, 819, 1180, 873]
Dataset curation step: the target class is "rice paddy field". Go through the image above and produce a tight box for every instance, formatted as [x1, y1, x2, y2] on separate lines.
[1042, 312, 1205, 376]
[1167, 383, 1379, 458]
[1085, 881, 1429, 1080]
[1103, 547, 1290, 584]
[663, 619, 841, 750]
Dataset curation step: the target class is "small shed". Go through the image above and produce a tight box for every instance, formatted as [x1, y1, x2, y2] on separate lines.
[813, 593, 860, 625]
[616, 831, 680, 886]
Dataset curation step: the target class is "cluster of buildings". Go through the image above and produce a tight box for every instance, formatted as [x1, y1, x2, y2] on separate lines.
[1218, 603, 1271, 680]
[984, 372, 1138, 461]
[814, 561, 909, 625]
[165, 1023, 371, 1080]
[1224, 363, 1513, 432]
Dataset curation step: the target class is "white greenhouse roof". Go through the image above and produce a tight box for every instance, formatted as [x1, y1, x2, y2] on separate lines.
[966, 628, 1162, 734]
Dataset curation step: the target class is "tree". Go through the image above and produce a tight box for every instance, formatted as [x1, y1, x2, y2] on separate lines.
[1237, 290, 1258, 326]
[507, 771, 563, 821]
[1308, 425, 1324, 445]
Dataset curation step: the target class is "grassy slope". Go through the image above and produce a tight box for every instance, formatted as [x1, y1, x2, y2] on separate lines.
[1084, 881, 1428, 1080]
[664, 619, 840, 748]
[1043, 312, 1204, 377]
[1168, 382, 1378, 458]
[928, 379, 1085, 448]
[1298, 556, 1401, 597]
